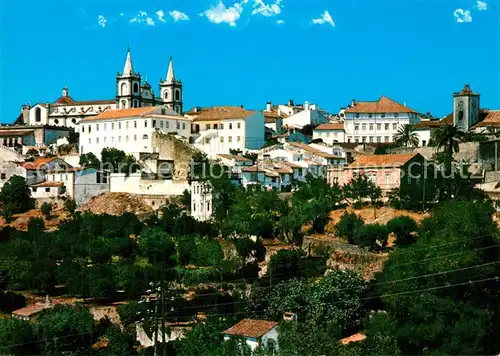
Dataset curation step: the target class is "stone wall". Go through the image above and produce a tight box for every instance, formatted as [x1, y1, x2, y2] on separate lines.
[152, 132, 200, 181]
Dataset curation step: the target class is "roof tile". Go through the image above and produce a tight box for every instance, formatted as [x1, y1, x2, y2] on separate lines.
[345, 96, 417, 114]
[348, 153, 419, 168]
[222, 319, 278, 338]
[192, 106, 256, 122]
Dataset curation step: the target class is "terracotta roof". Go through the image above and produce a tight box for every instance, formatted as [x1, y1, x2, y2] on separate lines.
[12, 303, 50, 317]
[31, 181, 64, 187]
[81, 107, 158, 121]
[264, 171, 279, 178]
[314, 123, 344, 131]
[344, 96, 417, 114]
[454, 84, 478, 96]
[287, 142, 343, 159]
[472, 110, 500, 128]
[241, 166, 263, 173]
[217, 154, 252, 162]
[0, 129, 34, 137]
[280, 161, 303, 169]
[348, 153, 419, 168]
[46, 167, 89, 173]
[53, 97, 115, 106]
[222, 319, 278, 338]
[339, 333, 366, 345]
[18, 157, 60, 169]
[192, 106, 256, 122]
[413, 121, 445, 130]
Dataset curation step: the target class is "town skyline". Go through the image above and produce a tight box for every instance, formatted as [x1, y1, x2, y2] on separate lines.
[1, 0, 499, 122]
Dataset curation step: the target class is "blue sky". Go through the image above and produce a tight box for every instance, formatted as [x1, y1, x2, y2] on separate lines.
[0, 0, 499, 123]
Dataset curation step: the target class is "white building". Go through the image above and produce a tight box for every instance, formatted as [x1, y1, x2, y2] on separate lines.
[282, 102, 329, 129]
[312, 122, 345, 144]
[189, 106, 265, 159]
[78, 106, 191, 158]
[16, 49, 183, 128]
[222, 319, 279, 352]
[190, 180, 213, 221]
[343, 96, 420, 144]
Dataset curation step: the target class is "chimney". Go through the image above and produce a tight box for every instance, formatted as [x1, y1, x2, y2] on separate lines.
[194, 107, 198, 113]
[62, 87, 69, 97]
[304, 101, 310, 110]
[240, 104, 244, 109]
[288, 99, 294, 107]
[266, 101, 272, 112]
[351, 99, 356, 107]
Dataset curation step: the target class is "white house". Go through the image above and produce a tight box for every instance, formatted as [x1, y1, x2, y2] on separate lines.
[191, 180, 213, 221]
[222, 319, 279, 352]
[343, 96, 420, 144]
[312, 122, 345, 144]
[282, 102, 329, 129]
[78, 106, 191, 159]
[189, 106, 265, 159]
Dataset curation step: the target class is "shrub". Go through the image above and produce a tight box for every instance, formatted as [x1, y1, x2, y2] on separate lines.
[354, 224, 388, 251]
[64, 198, 77, 214]
[40, 202, 53, 219]
[335, 212, 364, 244]
[387, 216, 418, 247]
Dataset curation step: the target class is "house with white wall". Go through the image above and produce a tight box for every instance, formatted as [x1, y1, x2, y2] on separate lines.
[282, 102, 329, 129]
[343, 96, 420, 144]
[190, 106, 265, 159]
[78, 106, 191, 159]
[191, 180, 213, 221]
[222, 319, 279, 352]
[312, 122, 345, 144]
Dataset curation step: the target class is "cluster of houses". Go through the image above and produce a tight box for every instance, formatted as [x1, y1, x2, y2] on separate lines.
[1, 49, 499, 217]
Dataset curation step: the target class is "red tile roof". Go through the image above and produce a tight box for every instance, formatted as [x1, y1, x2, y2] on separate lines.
[222, 319, 278, 338]
[314, 123, 344, 131]
[31, 181, 64, 187]
[454, 84, 478, 96]
[217, 154, 252, 162]
[12, 303, 50, 317]
[18, 157, 60, 169]
[241, 166, 263, 172]
[472, 110, 500, 128]
[53, 97, 115, 106]
[0, 129, 34, 137]
[339, 333, 366, 345]
[81, 107, 158, 121]
[287, 142, 343, 159]
[348, 153, 419, 168]
[345, 96, 417, 114]
[192, 106, 256, 122]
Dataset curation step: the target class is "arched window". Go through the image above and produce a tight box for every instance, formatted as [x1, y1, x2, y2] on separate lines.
[175, 106, 180, 114]
[133, 100, 138, 108]
[35, 107, 41, 122]
[54, 119, 59, 125]
[121, 83, 127, 95]
[175, 89, 180, 101]
[133, 82, 139, 94]
[164, 91, 168, 99]
[142, 134, 148, 140]
[121, 100, 127, 109]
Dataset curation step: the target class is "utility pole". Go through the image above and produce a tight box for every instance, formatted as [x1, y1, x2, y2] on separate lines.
[153, 294, 159, 356]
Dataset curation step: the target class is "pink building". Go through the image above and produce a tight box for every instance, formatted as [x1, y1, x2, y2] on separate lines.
[331, 153, 425, 194]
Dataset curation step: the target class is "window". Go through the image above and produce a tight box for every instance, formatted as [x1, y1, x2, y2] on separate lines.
[220, 137, 224, 143]
[368, 175, 376, 184]
[112, 137, 114, 143]
[35, 107, 41, 122]
[362, 136, 366, 143]
[369, 124, 374, 131]
[89, 125, 92, 133]
[176, 122, 180, 130]
[134, 135, 137, 141]
[182, 123, 186, 130]
[355, 137, 359, 143]
[354, 125, 359, 131]
[369, 113, 373, 118]
[133, 100, 138, 108]
[153, 120, 156, 128]
[237, 123, 241, 129]
[160, 121, 164, 128]
[356, 113, 360, 118]
[384, 136, 389, 142]
[347, 137, 352, 143]
[112, 123, 115, 130]
[45, 187, 50, 193]
[377, 136, 381, 143]
[205, 138, 210, 144]
[81, 126, 85, 133]
[32, 187, 37, 192]
[121, 100, 126, 109]
[126, 121, 129, 129]
[134, 121, 137, 129]
[237, 136, 241, 142]
[104, 137, 107, 143]
[392, 123, 397, 130]
[207, 201, 211, 212]
[142, 134, 148, 139]
[250, 173, 258, 182]
[362, 124, 367, 131]
[0, 173, 6, 180]
[104, 123, 107, 131]
[394, 113, 399, 118]
[119, 122, 121, 130]
[385, 174, 391, 185]
[384, 123, 389, 130]
[206, 124, 211, 130]
[165, 121, 169, 128]
[88, 138, 91, 144]
[118, 136, 121, 142]
[220, 124, 224, 130]
[164, 91, 168, 99]
[175, 89, 180, 101]
[298, 169, 303, 177]
[133, 83, 139, 94]
[229, 123, 233, 130]
[145, 120, 148, 128]
[369, 136, 373, 143]
[96, 138, 99, 144]
[126, 135, 129, 142]
[381, 113, 386, 118]
[213, 124, 218, 130]
[422, 140, 426, 147]
[193, 202, 196, 212]
[96, 124, 99, 131]
[229, 136, 233, 143]
[377, 123, 381, 130]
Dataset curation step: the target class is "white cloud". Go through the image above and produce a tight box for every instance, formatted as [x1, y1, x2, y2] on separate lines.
[476, 0, 488, 11]
[156, 10, 166, 22]
[453, 8, 472, 23]
[97, 15, 107, 28]
[119, 13, 124, 17]
[169, 10, 190, 22]
[200, 1, 246, 27]
[311, 10, 335, 27]
[252, 0, 282, 17]
[276, 19, 284, 24]
[130, 10, 156, 26]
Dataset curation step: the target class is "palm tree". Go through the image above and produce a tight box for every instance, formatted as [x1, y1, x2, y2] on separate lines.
[394, 124, 420, 147]
[429, 124, 462, 180]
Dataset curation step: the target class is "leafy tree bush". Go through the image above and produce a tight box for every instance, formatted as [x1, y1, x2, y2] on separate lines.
[117, 301, 149, 326]
[386, 216, 418, 247]
[101, 147, 138, 174]
[64, 198, 77, 214]
[0, 176, 35, 214]
[342, 175, 381, 207]
[0, 318, 37, 355]
[79, 152, 101, 167]
[40, 202, 53, 219]
[335, 212, 364, 243]
[353, 223, 388, 251]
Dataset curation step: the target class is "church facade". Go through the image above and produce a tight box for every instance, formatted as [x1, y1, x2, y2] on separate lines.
[15, 49, 183, 129]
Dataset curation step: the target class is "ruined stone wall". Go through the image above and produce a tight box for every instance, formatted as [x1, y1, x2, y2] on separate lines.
[152, 132, 200, 181]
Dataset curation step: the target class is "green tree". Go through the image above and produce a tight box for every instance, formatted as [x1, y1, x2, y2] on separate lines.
[394, 124, 419, 148]
[353, 223, 388, 251]
[40, 202, 53, 219]
[0, 317, 37, 355]
[0, 176, 35, 214]
[429, 124, 461, 174]
[342, 175, 381, 207]
[101, 147, 138, 174]
[386, 216, 418, 247]
[375, 200, 500, 355]
[64, 198, 77, 214]
[79, 152, 101, 167]
[335, 212, 364, 243]
[98, 325, 138, 356]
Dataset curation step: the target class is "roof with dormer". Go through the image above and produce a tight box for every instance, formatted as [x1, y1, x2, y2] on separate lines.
[344, 96, 417, 114]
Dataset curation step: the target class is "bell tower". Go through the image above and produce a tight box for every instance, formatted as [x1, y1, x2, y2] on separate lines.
[116, 48, 142, 109]
[453, 84, 480, 131]
[159, 56, 183, 114]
